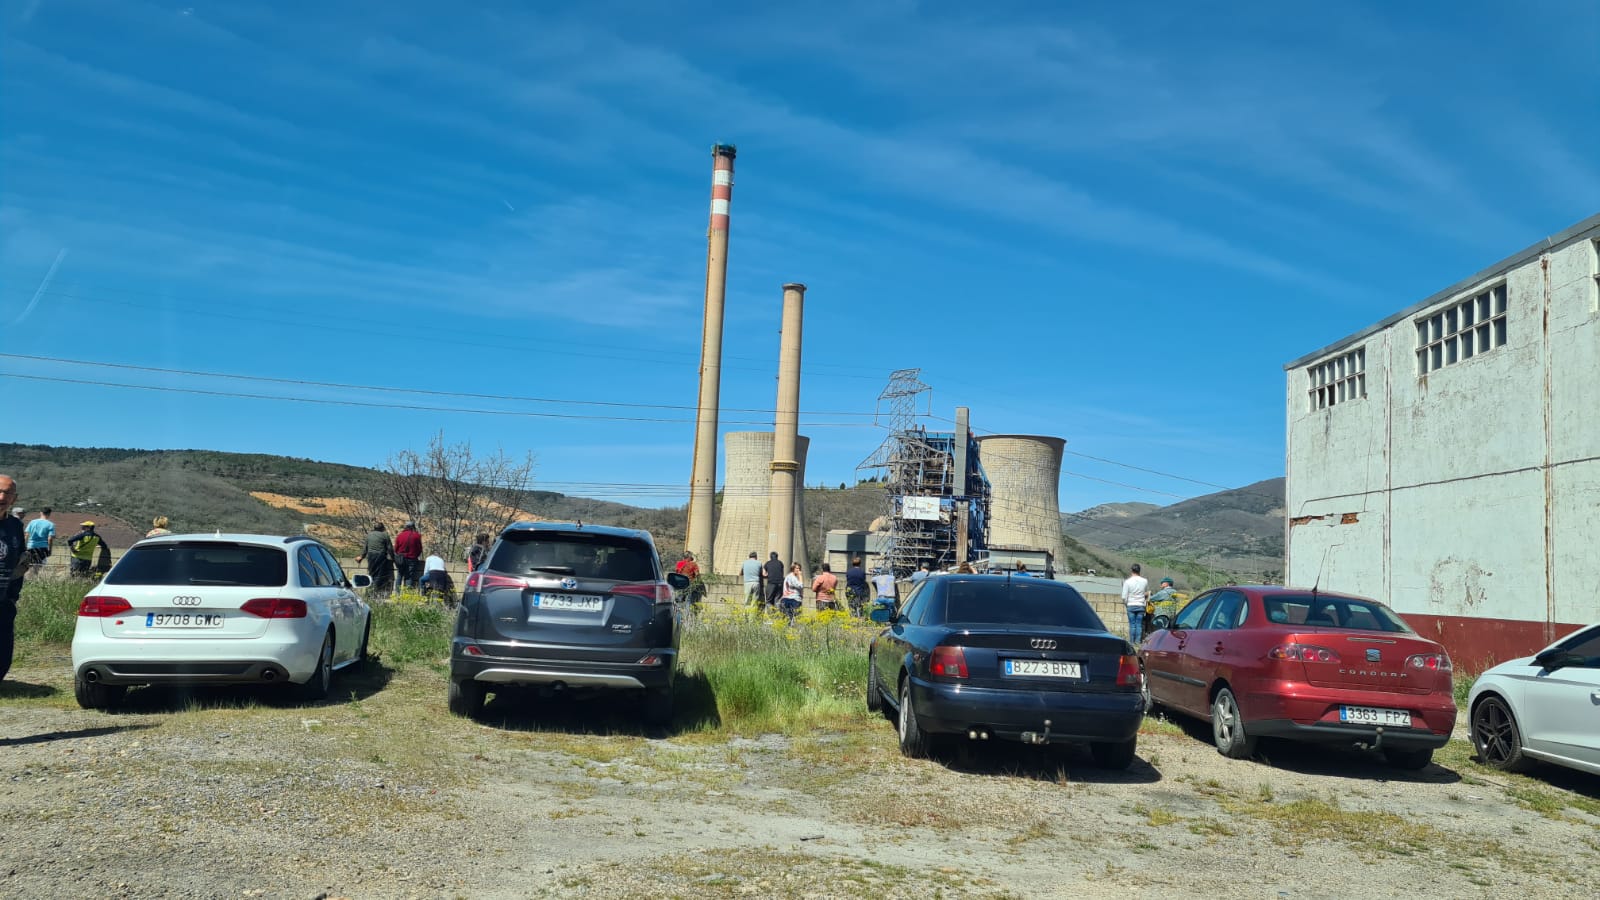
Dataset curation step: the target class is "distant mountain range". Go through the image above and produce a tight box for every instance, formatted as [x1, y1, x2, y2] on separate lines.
[1, 443, 1285, 584]
[1062, 477, 1286, 582]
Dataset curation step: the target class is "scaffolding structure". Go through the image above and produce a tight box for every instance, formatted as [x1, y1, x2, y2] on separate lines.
[858, 370, 990, 576]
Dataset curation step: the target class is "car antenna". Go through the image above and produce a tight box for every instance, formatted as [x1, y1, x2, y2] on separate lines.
[1311, 542, 1341, 597]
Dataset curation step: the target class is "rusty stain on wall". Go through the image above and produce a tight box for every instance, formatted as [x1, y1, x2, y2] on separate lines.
[1429, 557, 1491, 613]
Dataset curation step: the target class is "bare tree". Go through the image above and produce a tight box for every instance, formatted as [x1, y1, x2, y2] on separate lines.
[357, 432, 537, 565]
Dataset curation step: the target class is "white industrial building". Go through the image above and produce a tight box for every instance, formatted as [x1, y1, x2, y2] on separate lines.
[1284, 212, 1600, 669]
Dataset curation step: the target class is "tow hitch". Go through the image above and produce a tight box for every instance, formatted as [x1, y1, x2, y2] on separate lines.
[1021, 719, 1054, 746]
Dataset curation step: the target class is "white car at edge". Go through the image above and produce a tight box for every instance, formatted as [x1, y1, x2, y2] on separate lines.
[1468, 622, 1600, 777]
[71, 533, 372, 710]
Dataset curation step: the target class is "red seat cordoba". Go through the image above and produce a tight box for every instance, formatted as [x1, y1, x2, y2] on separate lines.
[1140, 585, 1456, 769]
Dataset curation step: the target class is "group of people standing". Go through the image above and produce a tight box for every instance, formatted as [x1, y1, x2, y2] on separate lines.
[356, 521, 491, 600]
[728, 552, 903, 620]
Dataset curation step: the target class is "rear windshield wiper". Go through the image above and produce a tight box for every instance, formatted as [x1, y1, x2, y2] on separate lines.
[188, 578, 255, 586]
[526, 566, 575, 575]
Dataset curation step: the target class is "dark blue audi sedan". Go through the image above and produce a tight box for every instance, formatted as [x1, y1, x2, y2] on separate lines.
[867, 574, 1144, 767]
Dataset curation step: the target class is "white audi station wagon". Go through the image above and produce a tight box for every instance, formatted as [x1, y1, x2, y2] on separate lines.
[71, 534, 372, 710]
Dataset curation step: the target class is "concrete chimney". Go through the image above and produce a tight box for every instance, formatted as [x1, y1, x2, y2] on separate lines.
[685, 144, 737, 569]
[766, 283, 806, 568]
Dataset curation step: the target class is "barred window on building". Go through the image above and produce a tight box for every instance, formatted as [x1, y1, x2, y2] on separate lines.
[1308, 346, 1365, 411]
[1416, 283, 1507, 375]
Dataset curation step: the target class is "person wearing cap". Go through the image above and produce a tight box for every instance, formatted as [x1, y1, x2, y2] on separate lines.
[68, 520, 106, 578]
[393, 521, 424, 591]
[1147, 577, 1178, 633]
[355, 522, 395, 598]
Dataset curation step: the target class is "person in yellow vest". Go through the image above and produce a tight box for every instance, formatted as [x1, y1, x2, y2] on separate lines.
[68, 521, 104, 578]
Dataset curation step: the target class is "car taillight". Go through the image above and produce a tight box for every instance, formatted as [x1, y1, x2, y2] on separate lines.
[465, 573, 527, 592]
[241, 598, 308, 618]
[1116, 654, 1142, 687]
[612, 583, 673, 602]
[1268, 643, 1341, 663]
[1406, 652, 1452, 672]
[78, 595, 132, 617]
[929, 646, 968, 679]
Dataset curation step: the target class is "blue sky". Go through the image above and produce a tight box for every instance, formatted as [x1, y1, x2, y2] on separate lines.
[2, 0, 1597, 514]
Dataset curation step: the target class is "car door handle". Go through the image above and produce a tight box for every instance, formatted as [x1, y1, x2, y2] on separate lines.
[1591, 691, 1600, 702]
[1213, 643, 1225, 655]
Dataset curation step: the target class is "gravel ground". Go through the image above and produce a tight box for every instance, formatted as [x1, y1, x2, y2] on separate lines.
[2, 661, 1596, 899]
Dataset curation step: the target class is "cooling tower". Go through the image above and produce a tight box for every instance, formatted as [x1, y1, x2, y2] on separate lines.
[977, 434, 1066, 554]
[714, 431, 809, 575]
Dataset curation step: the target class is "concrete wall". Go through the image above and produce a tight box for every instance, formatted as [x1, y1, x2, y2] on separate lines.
[712, 432, 808, 575]
[1286, 216, 1600, 667]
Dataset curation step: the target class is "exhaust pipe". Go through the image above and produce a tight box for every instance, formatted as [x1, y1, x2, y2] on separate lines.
[83, 669, 101, 683]
[261, 669, 277, 682]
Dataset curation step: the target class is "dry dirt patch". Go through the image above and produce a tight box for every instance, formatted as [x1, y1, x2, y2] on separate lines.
[2, 667, 1596, 898]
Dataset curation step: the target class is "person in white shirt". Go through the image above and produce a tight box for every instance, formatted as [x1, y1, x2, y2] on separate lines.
[1121, 563, 1150, 644]
[420, 554, 454, 603]
[871, 568, 898, 605]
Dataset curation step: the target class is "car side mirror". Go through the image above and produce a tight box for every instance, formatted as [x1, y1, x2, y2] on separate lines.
[352, 574, 372, 588]
[666, 572, 691, 591]
[1535, 648, 1572, 672]
[869, 605, 894, 624]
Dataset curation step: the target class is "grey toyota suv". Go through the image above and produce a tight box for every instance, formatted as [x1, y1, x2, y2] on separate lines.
[448, 522, 689, 724]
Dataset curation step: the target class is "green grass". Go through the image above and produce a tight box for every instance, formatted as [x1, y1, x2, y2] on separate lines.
[12, 578, 89, 664]
[11, 578, 881, 739]
[679, 612, 875, 735]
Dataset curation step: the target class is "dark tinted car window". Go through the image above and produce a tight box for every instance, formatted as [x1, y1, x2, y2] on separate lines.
[312, 545, 347, 584]
[1556, 629, 1600, 666]
[1200, 590, 1246, 630]
[1263, 594, 1413, 633]
[898, 581, 935, 624]
[107, 542, 288, 587]
[942, 580, 1103, 629]
[490, 531, 656, 582]
[298, 547, 334, 587]
[1173, 594, 1214, 630]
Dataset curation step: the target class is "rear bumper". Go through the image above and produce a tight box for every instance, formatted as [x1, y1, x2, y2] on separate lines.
[451, 640, 675, 690]
[1242, 683, 1457, 738]
[910, 677, 1143, 744]
[76, 660, 293, 686]
[1246, 719, 1450, 750]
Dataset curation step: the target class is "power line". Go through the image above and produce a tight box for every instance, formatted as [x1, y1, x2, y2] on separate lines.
[0, 372, 881, 428]
[0, 353, 883, 418]
[925, 413, 1282, 504]
[4, 284, 888, 381]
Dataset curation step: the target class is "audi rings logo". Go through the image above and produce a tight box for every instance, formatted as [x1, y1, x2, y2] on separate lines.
[1030, 638, 1057, 650]
[171, 596, 203, 606]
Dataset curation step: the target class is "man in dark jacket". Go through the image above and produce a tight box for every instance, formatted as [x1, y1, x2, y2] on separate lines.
[356, 522, 395, 598]
[845, 557, 870, 617]
[762, 551, 786, 611]
[393, 522, 423, 590]
[0, 475, 26, 682]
